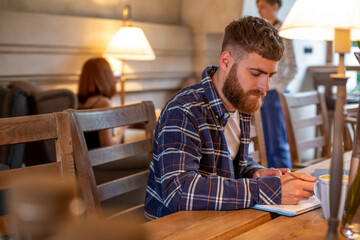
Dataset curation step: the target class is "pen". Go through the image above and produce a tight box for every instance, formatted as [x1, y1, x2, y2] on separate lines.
[286, 169, 303, 180]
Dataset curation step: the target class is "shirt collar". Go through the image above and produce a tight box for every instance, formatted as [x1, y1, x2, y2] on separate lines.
[200, 66, 230, 122]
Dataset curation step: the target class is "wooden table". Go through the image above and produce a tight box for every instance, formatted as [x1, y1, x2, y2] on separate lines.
[143, 152, 353, 240]
[232, 208, 347, 240]
[143, 209, 272, 240]
[295, 151, 351, 175]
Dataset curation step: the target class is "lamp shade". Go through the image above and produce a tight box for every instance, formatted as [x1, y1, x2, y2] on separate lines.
[105, 26, 156, 61]
[279, 0, 360, 41]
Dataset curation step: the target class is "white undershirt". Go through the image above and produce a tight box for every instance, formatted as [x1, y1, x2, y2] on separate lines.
[224, 110, 241, 160]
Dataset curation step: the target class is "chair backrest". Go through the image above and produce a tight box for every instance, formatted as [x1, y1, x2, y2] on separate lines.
[0, 86, 30, 169]
[7, 80, 78, 165]
[0, 86, 8, 116]
[250, 110, 267, 167]
[313, 73, 359, 152]
[279, 91, 331, 168]
[349, 103, 360, 185]
[313, 71, 338, 111]
[0, 112, 75, 237]
[34, 89, 78, 114]
[67, 101, 156, 219]
[343, 103, 359, 151]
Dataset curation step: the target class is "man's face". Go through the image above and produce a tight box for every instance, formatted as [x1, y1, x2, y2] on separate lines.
[222, 52, 278, 114]
[256, 0, 277, 21]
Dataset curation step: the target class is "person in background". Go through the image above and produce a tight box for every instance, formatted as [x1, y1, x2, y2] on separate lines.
[77, 57, 124, 149]
[144, 16, 315, 220]
[256, 0, 297, 168]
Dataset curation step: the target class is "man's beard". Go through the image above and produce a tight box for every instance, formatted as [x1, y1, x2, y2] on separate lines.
[222, 64, 266, 114]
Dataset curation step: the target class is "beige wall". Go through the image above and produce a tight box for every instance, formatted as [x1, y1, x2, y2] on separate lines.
[0, 0, 182, 25]
[181, 0, 244, 33]
[181, 0, 244, 76]
[0, 1, 248, 108]
[0, 10, 193, 109]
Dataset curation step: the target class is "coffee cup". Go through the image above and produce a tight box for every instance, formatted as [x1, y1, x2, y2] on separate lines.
[314, 174, 348, 220]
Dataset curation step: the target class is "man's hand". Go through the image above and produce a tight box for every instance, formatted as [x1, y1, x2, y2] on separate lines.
[280, 173, 317, 205]
[253, 168, 290, 178]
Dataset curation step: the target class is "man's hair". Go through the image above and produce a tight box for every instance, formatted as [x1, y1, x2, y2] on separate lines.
[221, 16, 284, 61]
[256, 0, 282, 8]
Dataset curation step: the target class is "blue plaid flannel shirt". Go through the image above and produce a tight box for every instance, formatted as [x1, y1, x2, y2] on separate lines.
[145, 66, 281, 220]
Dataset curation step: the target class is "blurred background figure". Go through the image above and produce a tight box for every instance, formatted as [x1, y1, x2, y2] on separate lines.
[77, 57, 124, 149]
[256, 0, 297, 168]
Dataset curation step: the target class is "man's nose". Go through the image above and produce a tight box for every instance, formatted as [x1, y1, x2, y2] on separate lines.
[257, 76, 270, 92]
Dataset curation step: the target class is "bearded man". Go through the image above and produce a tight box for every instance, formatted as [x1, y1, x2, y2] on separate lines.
[144, 16, 315, 220]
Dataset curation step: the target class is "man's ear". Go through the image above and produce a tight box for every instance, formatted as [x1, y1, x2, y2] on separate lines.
[219, 51, 232, 70]
[273, 2, 280, 11]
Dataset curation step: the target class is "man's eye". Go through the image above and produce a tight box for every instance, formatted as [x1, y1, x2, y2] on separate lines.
[251, 72, 260, 77]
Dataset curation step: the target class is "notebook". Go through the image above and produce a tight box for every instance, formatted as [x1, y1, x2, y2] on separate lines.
[251, 169, 350, 216]
[251, 196, 321, 217]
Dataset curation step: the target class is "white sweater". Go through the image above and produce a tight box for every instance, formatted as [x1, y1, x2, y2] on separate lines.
[269, 21, 298, 92]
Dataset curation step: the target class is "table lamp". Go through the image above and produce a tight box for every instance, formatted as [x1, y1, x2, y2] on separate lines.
[279, 0, 360, 239]
[104, 5, 156, 105]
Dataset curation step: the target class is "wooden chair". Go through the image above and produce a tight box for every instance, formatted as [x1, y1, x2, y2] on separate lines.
[67, 101, 156, 220]
[279, 91, 331, 168]
[313, 71, 338, 113]
[348, 103, 360, 185]
[343, 103, 359, 151]
[313, 71, 360, 151]
[6, 81, 78, 166]
[0, 112, 75, 237]
[250, 110, 267, 167]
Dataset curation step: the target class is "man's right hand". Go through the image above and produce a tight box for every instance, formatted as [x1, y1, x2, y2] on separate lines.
[280, 173, 317, 205]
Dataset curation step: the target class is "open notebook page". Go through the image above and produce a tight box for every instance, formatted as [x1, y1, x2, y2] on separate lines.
[251, 196, 321, 217]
